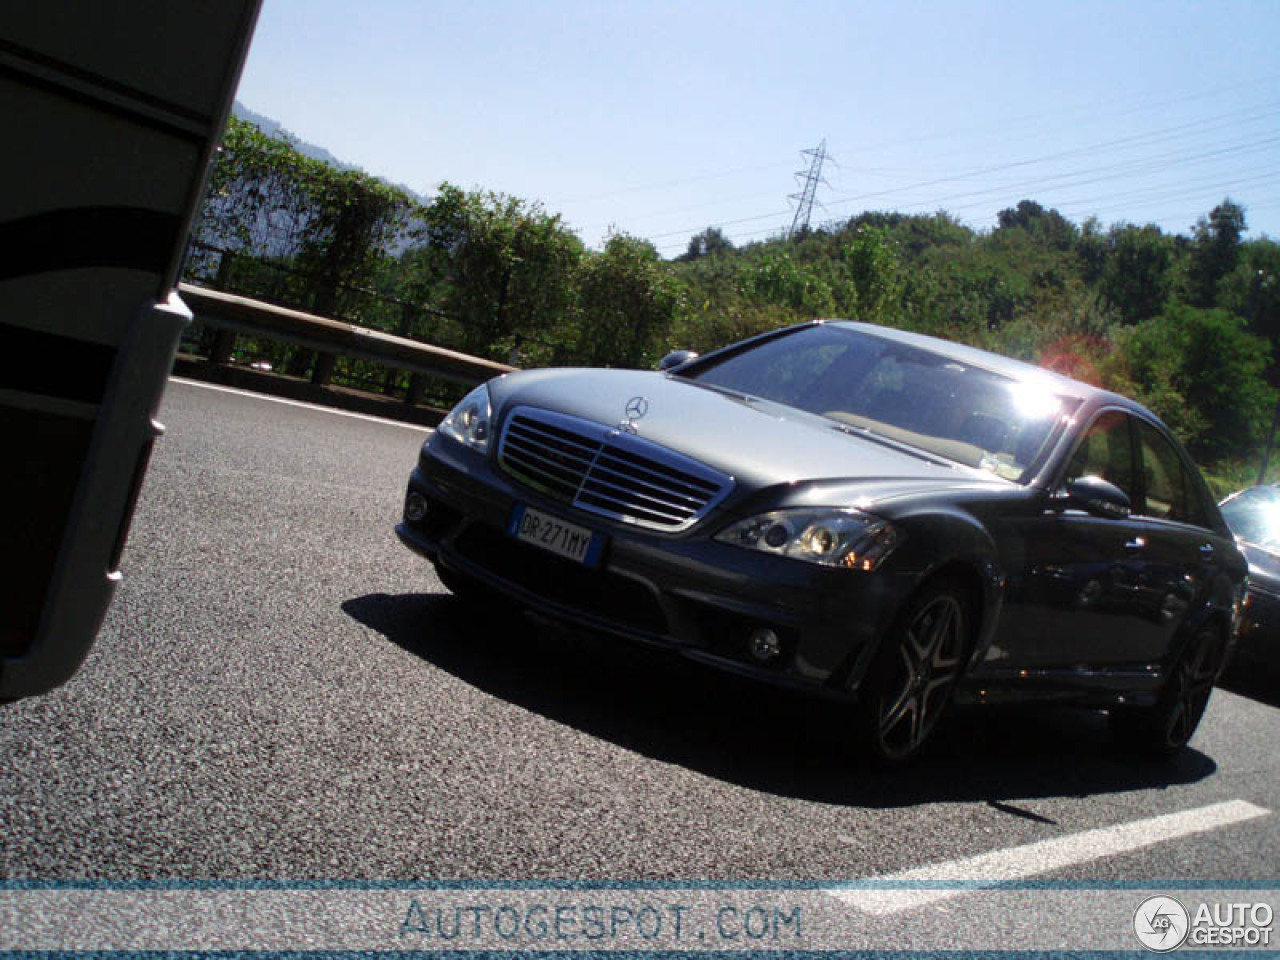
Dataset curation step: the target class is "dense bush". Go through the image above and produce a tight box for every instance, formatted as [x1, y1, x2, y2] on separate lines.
[189, 117, 1280, 482]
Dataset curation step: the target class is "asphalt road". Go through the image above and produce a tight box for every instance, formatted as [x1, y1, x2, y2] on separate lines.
[2, 379, 1278, 892]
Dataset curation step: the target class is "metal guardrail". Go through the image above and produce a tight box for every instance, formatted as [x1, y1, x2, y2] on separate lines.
[177, 283, 516, 402]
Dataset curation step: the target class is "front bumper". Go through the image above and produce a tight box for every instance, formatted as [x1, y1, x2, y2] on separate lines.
[396, 433, 910, 698]
[1232, 582, 1280, 672]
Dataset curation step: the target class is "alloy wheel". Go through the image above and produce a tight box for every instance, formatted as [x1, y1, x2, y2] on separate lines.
[1162, 626, 1222, 750]
[876, 592, 966, 761]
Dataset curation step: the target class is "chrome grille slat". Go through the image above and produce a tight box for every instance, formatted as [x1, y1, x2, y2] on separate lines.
[500, 450, 582, 495]
[577, 478, 696, 520]
[497, 406, 733, 531]
[596, 447, 720, 494]
[593, 451, 718, 500]
[508, 420, 600, 460]
[584, 461, 705, 511]
[503, 437, 595, 480]
[506, 429, 598, 463]
[576, 492, 688, 526]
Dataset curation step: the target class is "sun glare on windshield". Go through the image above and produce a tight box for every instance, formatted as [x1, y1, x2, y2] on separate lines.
[1006, 380, 1063, 422]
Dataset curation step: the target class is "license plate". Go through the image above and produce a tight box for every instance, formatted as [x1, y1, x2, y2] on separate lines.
[508, 504, 605, 567]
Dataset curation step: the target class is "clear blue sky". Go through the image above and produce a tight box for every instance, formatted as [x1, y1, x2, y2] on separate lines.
[235, 0, 1280, 256]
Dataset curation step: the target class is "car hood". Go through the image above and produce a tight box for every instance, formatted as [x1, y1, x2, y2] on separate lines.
[1241, 541, 1280, 594]
[488, 368, 1008, 497]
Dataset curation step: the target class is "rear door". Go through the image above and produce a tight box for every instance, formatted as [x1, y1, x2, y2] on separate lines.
[993, 409, 1168, 672]
[1126, 417, 1233, 662]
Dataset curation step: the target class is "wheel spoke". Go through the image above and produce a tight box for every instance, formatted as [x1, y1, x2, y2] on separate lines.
[879, 646, 918, 732]
[906, 621, 933, 668]
[921, 602, 952, 655]
[881, 688, 919, 739]
[870, 588, 970, 760]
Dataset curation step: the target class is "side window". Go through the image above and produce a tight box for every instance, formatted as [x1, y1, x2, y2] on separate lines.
[1179, 466, 1212, 529]
[1136, 420, 1208, 526]
[1064, 411, 1136, 502]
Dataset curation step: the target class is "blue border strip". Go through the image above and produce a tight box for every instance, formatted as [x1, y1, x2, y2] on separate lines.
[0, 951, 1277, 959]
[1, 879, 1277, 891]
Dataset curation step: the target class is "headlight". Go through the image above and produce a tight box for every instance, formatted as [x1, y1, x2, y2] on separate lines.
[438, 384, 493, 453]
[715, 508, 901, 571]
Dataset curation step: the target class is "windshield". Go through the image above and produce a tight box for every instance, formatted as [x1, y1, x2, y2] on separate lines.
[680, 325, 1079, 482]
[1221, 487, 1280, 550]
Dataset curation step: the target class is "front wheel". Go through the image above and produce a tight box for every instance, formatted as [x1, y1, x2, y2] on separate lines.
[1110, 622, 1227, 756]
[855, 579, 971, 767]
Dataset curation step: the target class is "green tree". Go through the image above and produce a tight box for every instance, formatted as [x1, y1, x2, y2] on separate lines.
[743, 248, 835, 315]
[1099, 224, 1175, 323]
[677, 226, 735, 261]
[835, 226, 902, 322]
[1108, 304, 1273, 460]
[424, 184, 583, 360]
[573, 233, 680, 368]
[995, 200, 1078, 250]
[1075, 217, 1108, 286]
[1218, 238, 1280, 387]
[1182, 199, 1247, 308]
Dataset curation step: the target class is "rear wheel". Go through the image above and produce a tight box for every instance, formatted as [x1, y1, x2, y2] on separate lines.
[1110, 622, 1227, 756]
[857, 579, 971, 766]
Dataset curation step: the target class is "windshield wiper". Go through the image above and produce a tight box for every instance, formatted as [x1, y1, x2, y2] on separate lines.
[828, 422, 959, 469]
[676, 378, 760, 406]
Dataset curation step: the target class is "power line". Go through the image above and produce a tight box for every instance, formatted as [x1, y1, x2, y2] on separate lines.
[566, 75, 1280, 224]
[646, 110, 1279, 249]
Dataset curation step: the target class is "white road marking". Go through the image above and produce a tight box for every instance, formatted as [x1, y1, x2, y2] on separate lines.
[828, 799, 1270, 916]
[170, 377, 433, 432]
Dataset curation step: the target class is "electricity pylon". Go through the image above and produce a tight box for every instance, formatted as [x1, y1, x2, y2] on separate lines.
[788, 139, 830, 238]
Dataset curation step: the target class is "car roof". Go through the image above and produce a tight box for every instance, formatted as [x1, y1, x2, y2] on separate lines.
[828, 320, 1141, 411]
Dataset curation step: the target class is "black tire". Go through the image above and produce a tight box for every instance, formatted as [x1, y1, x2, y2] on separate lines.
[856, 578, 972, 767]
[1110, 621, 1227, 757]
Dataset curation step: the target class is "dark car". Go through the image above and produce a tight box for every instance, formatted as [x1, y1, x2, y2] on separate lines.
[1219, 485, 1280, 674]
[397, 321, 1247, 764]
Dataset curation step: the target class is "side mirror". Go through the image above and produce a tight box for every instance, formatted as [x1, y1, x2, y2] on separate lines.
[1065, 475, 1131, 519]
[659, 349, 699, 372]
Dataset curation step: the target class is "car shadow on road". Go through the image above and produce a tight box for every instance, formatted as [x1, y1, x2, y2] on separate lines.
[1218, 661, 1280, 709]
[344, 591, 1218, 811]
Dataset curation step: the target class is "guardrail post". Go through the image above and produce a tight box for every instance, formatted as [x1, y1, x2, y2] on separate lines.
[205, 250, 237, 363]
[210, 329, 237, 365]
[311, 352, 337, 386]
[405, 374, 426, 405]
[385, 303, 418, 397]
[301, 287, 340, 385]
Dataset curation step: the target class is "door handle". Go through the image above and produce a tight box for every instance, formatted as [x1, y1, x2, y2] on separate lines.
[1199, 543, 1216, 559]
[1124, 537, 1146, 550]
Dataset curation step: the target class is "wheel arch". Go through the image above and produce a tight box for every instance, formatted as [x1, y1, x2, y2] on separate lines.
[839, 554, 999, 694]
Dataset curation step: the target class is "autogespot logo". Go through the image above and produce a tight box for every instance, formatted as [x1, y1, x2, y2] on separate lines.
[1134, 896, 1190, 952]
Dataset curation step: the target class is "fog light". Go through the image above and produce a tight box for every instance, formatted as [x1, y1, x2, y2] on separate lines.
[748, 627, 782, 663]
[405, 491, 428, 523]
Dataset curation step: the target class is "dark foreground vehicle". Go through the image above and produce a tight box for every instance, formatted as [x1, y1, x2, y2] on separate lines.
[1219, 486, 1280, 675]
[397, 321, 1246, 764]
[1, 2, 261, 699]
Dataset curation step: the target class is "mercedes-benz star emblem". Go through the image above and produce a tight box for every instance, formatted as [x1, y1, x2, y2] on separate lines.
[625, 396, 650, 421]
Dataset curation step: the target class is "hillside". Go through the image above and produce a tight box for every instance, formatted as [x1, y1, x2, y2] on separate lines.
[189, 114, 1280, 489]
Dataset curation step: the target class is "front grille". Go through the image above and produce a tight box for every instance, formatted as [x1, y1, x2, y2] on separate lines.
[498, 407, 732, 531]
